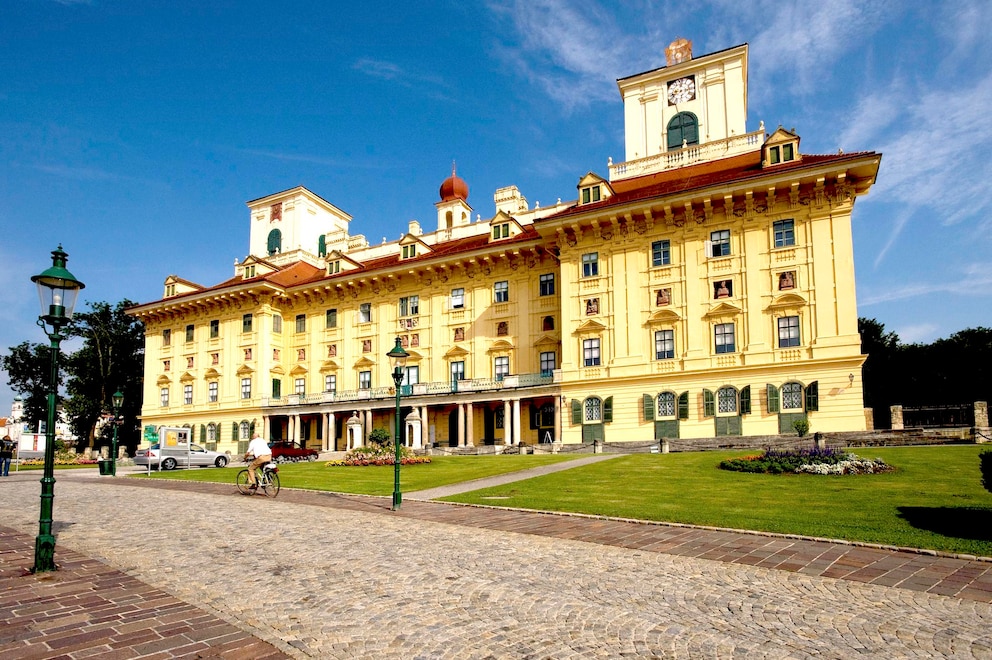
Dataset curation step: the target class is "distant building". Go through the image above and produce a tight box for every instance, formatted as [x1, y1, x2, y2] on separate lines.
[128, 40, 880, 452]
[6, 395, 76, 453]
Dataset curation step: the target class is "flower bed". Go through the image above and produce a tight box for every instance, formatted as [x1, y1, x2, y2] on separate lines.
[720, 447, 892, 475]
[326, 444, 431, 467]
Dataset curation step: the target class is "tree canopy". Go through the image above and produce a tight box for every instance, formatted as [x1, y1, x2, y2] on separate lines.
[1, 341, 63, 431]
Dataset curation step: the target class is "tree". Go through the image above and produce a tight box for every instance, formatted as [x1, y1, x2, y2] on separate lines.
[1, 341, 64, 431]
[64, 300, 145, 452]
[859, 317, 901, 423]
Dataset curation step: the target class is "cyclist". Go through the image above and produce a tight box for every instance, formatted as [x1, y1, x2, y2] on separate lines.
[244, 433, 272, 492]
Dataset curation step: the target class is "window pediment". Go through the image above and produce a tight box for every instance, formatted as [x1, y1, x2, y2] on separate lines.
[703, 301, 742, 319]
[766, 292, 807, 310]
[444, 346, 470, 359]
[486, 339, 515, 354]
[573, 319, 607, 335]
[203, 368, 220, 380]
[290, 365, 308, 376]
[534, 334, 560, 349]
[647, 309, 681, 325]
[179, 371, 195, 383]
[236, 364, 254, 376]
[320, 360, 340, 372]
[269, 365, 285, 376]
[353, 356, 376, 369]
[156, 375, 172, 386]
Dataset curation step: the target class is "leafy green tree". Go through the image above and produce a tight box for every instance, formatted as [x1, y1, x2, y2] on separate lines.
[1, 341, 63, 431]
[64, 300, 144, 452]
[859, 317, 901, 424]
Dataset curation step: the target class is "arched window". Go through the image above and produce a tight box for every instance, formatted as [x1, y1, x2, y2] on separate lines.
[667, 112, 699, 151]
[543, 316, 555, 331]
[717, 386, 738, 414]
[445, 211, 453, 229]
[207, 423, 216, 442]
[781, 382, 804, 410]
[267, 229, 282, 255]
[239, 421, 250, 439]
[656, 391, 676, 418]
[584, 397, 602, 422]
[317, 235, 326, 257]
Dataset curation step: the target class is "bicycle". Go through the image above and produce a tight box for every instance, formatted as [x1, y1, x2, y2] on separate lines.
[236, 460, 280, 497]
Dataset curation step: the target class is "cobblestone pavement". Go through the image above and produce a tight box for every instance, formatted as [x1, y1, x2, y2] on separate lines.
[2, 474, 992, 659]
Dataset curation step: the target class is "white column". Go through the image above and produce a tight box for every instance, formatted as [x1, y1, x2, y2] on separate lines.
[366, 409, 373, 442]
[503, 400, 512, 445]
[421, 406, 429, 448]
[457, 404, 465, 446]
[294, 414, 302, 444]
[554, 396, 561, 443]
[512, 399, 521, 446]
[262, 416, 270, 441]
[322, 414, 330, 451]
[466, 403, 474, 447]
[328, 413, 337, 451]
[288, 416, 295, 442]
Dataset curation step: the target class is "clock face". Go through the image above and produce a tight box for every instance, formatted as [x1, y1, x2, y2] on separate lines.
[667, 76, 696, 104]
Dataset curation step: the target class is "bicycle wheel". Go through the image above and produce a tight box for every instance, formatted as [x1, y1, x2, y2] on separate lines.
[262, 472, 280, 497]
[236, 469, 253, 495]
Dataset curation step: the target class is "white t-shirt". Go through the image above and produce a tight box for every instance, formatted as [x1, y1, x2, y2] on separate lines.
[247, 437, 271, 458]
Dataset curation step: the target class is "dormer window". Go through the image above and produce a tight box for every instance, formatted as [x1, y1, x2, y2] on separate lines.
[768, 144, 795, 165]
[581, 186, 601, 205]
[401, 244, 417, 259]
[762, 128, 801, 168]
[244, 265, 256, 279]
[327, 260, 341, 275]
[492, 223, 510, 239]
[165, 283, 176, 297]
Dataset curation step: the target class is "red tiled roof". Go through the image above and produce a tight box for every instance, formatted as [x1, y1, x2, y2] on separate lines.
[543, 150, 879, 221]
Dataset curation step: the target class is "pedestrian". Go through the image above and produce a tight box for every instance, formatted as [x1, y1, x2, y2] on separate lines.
[0, 435, 13, 477]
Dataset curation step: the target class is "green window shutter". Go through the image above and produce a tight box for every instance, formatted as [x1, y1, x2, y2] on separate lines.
[200, 426, 206, 442]
[318, 235, 326, 257]
[805, 381, 819, 411]
[678, 391, 689, 420]
[603, 396, 613, 423]
[740, 386, 751, 415]
[571, 400, 582, 425]
[249, 420, 256, 435]
[272, 378, 281, 398]
[643, 394, 655, 421]
[767, 384, 780, 413]
[703, 389, 715, 418]
[232, 422, 238, 441]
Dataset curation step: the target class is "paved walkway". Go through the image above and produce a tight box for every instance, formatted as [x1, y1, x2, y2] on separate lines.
[1, 469, 991, 658]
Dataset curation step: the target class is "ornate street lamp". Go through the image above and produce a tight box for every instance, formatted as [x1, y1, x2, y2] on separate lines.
[30, 245, 85, 573]
[110, 390, 124, 476]
[386, 337, 409, 510]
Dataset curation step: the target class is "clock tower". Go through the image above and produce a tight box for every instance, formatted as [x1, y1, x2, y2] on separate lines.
[614, 39, 755, 180]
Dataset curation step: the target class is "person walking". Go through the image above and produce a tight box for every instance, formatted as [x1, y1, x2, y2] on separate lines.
[0, 435, 13, 477]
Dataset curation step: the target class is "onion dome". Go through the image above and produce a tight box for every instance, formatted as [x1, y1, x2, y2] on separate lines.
[439, 163, 469, 202]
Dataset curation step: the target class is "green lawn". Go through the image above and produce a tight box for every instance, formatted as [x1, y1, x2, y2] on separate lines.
[130, 454, 581, 495]
[442, 446, 992, 556]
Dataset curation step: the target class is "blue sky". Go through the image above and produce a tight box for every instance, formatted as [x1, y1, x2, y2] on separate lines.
[2, 0, 991, 417]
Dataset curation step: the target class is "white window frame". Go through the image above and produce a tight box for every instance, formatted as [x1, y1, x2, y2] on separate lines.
[583, 338, 601, 367]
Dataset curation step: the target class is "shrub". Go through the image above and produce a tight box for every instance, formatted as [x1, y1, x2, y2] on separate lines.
[792, 417, 810, 437]
[368, 427, 391, 446]
[327, 442, 431, 467]
[720, 446, 863, 474]
[980, 450, 992, 494]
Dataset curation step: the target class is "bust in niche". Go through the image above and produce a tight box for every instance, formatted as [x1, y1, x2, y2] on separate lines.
[586, 298, 599, 315]
[454, 327, 465, 342]
[273, 349, 280, 361]
[656, 288, 671, 306]
[297, 349, 305, 361]
[362, 339, 372, 353]
[328, 344, 337, 357]
[779, 271, 796, 290]
[714, 280, 731, 299]
[411, 333, 420, 347]
[497, 321, 508, 336]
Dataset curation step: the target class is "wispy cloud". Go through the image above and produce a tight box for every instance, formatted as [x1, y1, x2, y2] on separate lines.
[238, 148, 395, 170]
[353, 58, 449, 90]
[871, 207, 913, 269]
[859, 262, 992, 306]
[29, 163, 158, 185]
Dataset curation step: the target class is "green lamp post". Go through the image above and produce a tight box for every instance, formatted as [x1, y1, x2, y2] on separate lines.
[110, 390, 124, 476]
[30, 245, 85, 573]
[386, 337, 409, 510]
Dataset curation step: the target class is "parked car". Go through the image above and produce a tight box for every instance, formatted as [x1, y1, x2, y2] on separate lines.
[135, 443, 230, 470]
[269, 441, 319, 462]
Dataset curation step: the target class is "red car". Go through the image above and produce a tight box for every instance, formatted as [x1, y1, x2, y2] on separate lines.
[269, 441, 319, 462]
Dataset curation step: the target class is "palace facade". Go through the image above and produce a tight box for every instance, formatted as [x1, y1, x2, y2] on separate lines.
[128, 40, 881, 453]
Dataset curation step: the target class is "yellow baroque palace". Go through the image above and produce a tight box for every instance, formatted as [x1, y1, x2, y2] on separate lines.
[128, 41, 881, 453]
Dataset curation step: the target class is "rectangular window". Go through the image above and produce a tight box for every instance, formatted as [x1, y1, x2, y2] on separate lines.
[359, 371, 371, 389]
[450, 361, 464, 382]
[272, 378, 281, 398]
[402, 244, 417, 259]
[399, 296, 419, 317]
[494, 356, 509, 380]
[322, 309, 335, 329]
[162, 329, 171, 346]
[295, 378, 305, 395]
[715, 323, 736, 354]
[209, 319, 219, 339]
[583, 338, 601, 367]
[540, 351, 556, 376]
[539, 273, 555, 296]
[325, 374, 336, 392]
[783, 143, 794, 161]
[295, 314, 306, 333]
[402, 365, 419, 387]
[581, 186, 601, 204]
[183, 384, 193, 405]
[450, 288, 464, 309]
[581, 253, 599, 277]
[492, 223, 509, 239]
[773, 219, 795, 248]
[651, 240, 671, 267]
[328, 260, 340, 274]
[778, 316, 801, 348]
[769, 146, 780, 164]
[208, 381, 218, 402]
[710, 230, 731, 257]
[241, 378, 251, 399]
[160, 387, 169, 407]
[359, 303, 371, 323]
[185, 324, 194, 343]
[272, 315, 282, 333]
[242, 313, 253, 333]
[494, 281, 508, 303]
[654, 329, 675, 360]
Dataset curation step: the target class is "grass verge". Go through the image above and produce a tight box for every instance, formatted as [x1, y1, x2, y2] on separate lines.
[441, 446, 992, 556]
[130, 454, 581, 495]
